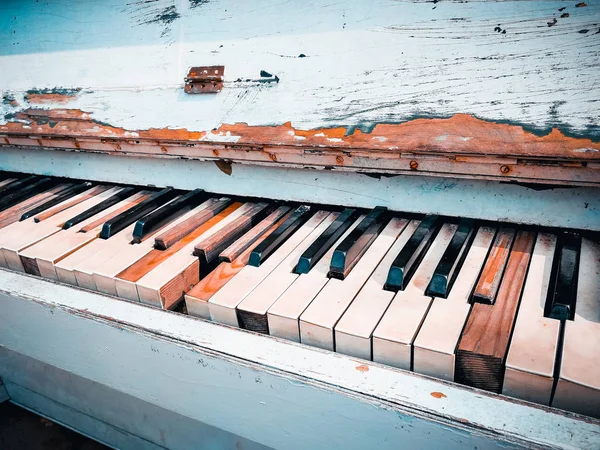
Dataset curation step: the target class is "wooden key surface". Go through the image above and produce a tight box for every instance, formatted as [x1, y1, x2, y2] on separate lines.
[186, 210, 292, 319]
[471, 228, 515, 304]
[33, 185, 109, 222]
[456, 230, 535, 393]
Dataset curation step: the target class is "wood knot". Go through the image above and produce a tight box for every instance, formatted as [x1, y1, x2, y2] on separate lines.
[213, 149, 220, 156]
[355, 364, 369, 373]
[430, 392, 447, 399]
[409, 160, 418, 170]
[73, 141, 80, 149]
[336, 156, 344, 164]
[269, 153, 277, 162]
[160, 146, 168, 154]
[500, 165, 510, 174]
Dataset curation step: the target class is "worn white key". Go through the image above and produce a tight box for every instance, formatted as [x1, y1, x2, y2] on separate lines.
[502, 233, 559, 405]
[413, 226, 496, 381]
[552, 238, 600, 418]
[235, 212, 337, 332]
[209, 210, 330, 327]
[267, 216, 364, 342]
[107, 198, 227, 299]
[372, 223, 457, 370]
[135, 202, 257, 309]
[0, 187, 121, 271]
[18, 191, 149, 280]
[300, 217, 408, 351]
[334, 219, 417, 360]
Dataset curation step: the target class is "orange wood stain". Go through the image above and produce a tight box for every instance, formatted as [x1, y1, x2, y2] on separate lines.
[26, 93, 78, 105]
[430, 392, 447, 399]
[2, 109, 598, 160]
[117, 203, 242, 283]
[355, 364, 369, 373]
[186, 212, 291, 301]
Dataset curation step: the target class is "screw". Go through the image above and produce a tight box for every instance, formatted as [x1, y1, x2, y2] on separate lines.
[336, 156, 344, 164]
[409, 160, 418, 170]
[500, 165, 510, 174]
[269, 153, 277, 162]
[213, 149, 219, 156]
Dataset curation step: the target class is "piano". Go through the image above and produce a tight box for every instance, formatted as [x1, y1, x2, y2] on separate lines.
[1, 1, 599, 449]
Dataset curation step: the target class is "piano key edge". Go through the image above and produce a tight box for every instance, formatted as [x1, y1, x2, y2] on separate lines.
[0, 268, 598, 450]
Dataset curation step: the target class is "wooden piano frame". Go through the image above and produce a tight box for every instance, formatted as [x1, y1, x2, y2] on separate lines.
[1, 0, 599, 448]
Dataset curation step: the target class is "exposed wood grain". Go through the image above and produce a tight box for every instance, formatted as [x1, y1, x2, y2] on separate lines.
[33, 185, 109, 222]
[154, 198, 231, 250]
[78, 191, 152, 232]
[135, 203, 247, 309]
[219, 206, 291, 262]
[472, 228, 515, 304]
[186, 210, 293, 318]
[0, 183, 71, 229]
[117, 203, 242, 284]
[194, 202, 270, 266]
[456, 231, 536, 393]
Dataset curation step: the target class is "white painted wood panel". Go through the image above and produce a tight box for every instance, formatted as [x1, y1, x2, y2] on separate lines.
[0, 269, 599, 449]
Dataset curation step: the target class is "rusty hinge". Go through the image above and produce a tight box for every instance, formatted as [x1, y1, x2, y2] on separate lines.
[184, 66, 224, 94]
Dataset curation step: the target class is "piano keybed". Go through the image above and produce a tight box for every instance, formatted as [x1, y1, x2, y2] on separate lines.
[1, 172, 598, 419]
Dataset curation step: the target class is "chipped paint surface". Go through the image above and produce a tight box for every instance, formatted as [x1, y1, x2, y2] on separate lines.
[1, 109, 599, 161]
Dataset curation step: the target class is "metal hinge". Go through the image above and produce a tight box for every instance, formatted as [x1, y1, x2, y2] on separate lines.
[184, 66, 224, 94]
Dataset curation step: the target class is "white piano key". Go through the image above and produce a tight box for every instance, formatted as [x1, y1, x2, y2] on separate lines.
[552, 238, 600, 418]
[412, 226, 496, 381]
[299, 217, 407, 352]
[372, 223, 457, 371]
[0, 186, 121, 271]
[135, 202, 257, 309]
[334, 219, 417, 360]
[235, 211, 338, 332]
[502, 233, 559, 405]
[208, 210, 330, 327]
[267, 215, 365, 342]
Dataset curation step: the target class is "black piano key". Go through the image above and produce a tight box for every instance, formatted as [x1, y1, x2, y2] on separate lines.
[62, 187, 139, 230]
[0, 177, 55, 212]
[249, 205, 312, 267]
[385, 214, 440, 292]
[329, 206, 388, 280]
[548, 232, 581, 321]
[0, 175, 40, 197]
[296, 208, 359, 274]
[132, 189, 206, 243]
[20, 182, 93, 221]
[426, 218, 475, 298]
[99, 187, 178, 239]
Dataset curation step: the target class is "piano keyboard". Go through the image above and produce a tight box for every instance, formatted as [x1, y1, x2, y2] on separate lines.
[0, 173, 598, 418]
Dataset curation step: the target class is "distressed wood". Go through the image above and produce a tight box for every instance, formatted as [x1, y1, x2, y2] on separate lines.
[456, 231, 536, 393]
[18, 191, 151, 280]
[472, 228, 515, 305]
[0, 1, 599, 186]
[186, 210, 292, 319]
[552, 238, 600, 418]
[2, 149, 598, 232]
[0, 187, 121, 271]
[219, 206, 291, 262]
[135, 203, 247, 309]
[0, 269, 598, 450]
[0, 183, 72, 229]
[33, 185, 109, 222]
[412, 226, 496, 382]
[154, 198, 231, 250]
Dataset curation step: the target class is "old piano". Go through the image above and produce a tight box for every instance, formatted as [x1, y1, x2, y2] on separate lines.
[0, 1, 599, 449]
